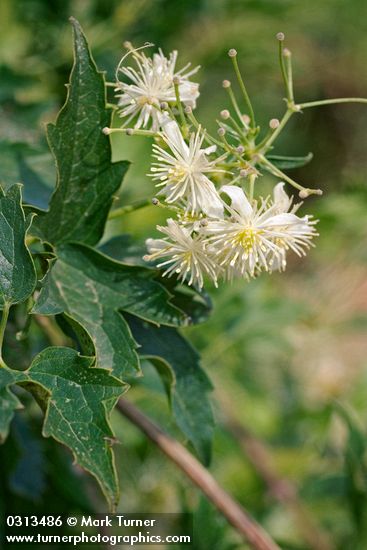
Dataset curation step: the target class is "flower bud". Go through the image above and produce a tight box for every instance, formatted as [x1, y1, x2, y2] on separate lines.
[126, 128, 134, 136]
[228, 48, 237, 58]
[276, 32, 285, 41]
[184, 105, 192, 114]
[102, 127, 111, 135]
[220, 109, 230, 120]
[236, 145, 245, 154]
[283, 48, 291, 57]
[222, 79, 231, 88]
[160, 101, 168, 110]
[217, 127, 226, 137]
[200, 218, 208, 227]
[173, 76, 180, 85]
[298, 189, 309, 199]
[269, 118, 280, 130]
[151, 197, 159, 205]
[241, 114, 251, 125]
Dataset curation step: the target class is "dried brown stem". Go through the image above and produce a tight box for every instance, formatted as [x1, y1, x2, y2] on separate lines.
[117, 398, 280, 550]
[36, 314, 326, 549]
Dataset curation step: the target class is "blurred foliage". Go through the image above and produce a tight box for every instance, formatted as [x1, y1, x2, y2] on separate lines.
[1, 0, 367, 548]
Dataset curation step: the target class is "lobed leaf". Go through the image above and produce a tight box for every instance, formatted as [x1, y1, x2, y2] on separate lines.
[127, 315, 214, 464]
[0, 347, 126, 510]
[100, 235, 213, 324]
[9, 416, 46, 502]
[99, 234, 147, 266]
[32, 243, 189, 378]
[35, 18, 128, 246]
[0, 140, 54, 210]
[0, 184, 37, 307]
[0, 377, 24, 444]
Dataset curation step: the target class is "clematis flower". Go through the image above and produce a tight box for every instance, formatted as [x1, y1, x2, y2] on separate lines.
[150, 118, 225, 217]
[144, 218, 219, 289]
[204, 183, 318, 279]
[116, 48, 199, 131]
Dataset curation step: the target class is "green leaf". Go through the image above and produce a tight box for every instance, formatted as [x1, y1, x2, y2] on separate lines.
[27, 347, 125, 510]
[0, 347, 126, 510]
[100, 236, 213, 324]
[99, 235, 147, 266]
[266, 152, 313, 169]
[0, 184, 37, 307]
[0, 387, 24, 443]
[161, 281, 213, 325]
[10, 416, 46, 502]
[35, 18, 128, 246]
[0, 140, 54, 210]
[127, 315, 214, 464]
[32, 242, 189, 378]
[0, 366, 26, 443]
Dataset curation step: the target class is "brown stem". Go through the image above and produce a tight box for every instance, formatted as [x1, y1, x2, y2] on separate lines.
[35, 314, 325, 548]
[225, 419, 335, 550]
[116, 398, 280, 550]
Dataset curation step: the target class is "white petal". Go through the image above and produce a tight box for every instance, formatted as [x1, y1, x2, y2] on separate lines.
[203, 144, 217, 155]
[273, 182, 292, 212]
[261, 213, 310, 229]
[160, 118, 190, 157]
[191, 177, 224, 218]
[220, 185, 253, 219]
[146, 238, 169, 253]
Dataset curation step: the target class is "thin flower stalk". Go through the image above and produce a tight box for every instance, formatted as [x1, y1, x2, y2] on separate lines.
[108, 37, 367, 290]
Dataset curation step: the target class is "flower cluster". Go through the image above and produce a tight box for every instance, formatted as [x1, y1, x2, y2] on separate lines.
[145, 178, 317, 288]
[109, 43, 320, 290]
[115, 45, 199, 131]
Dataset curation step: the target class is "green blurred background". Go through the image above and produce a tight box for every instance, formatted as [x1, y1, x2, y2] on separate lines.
[1, 1, 367, 548]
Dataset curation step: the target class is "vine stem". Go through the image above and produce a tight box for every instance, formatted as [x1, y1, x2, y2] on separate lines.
[173, 79, 187, 132]
[257, 108, 293, 152]
[298, 97, 367, 109]
[257, 97, 367, 155]
[0, 303, 10, 368]
[259, 154, 319, 195]
[186, 110, 224, 149]
[230, 54, 256, 129]
[226, 85, 245, 125]
[107, 198, 152, 220]
[116, 398, 280, 550]
[248, 173, 256, 202]
[103, 127, 155, 137]
[285, 52, 294, 103]
[278, 40, 289, 99]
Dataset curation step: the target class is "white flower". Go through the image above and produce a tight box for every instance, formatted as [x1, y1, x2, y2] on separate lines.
[204, 183, 318, 279]
[144, 219, 219, 289]
[115, 49, 199, 130]
[150, 118, 225, 217]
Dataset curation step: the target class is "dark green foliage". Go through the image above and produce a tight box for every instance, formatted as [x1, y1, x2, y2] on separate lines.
[266, 153, 313, 170]
[0, 185, 37, 307]
[0, 19, 214, 511]
[127, 315, 214, 464]
[35, 19, 129, 246]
